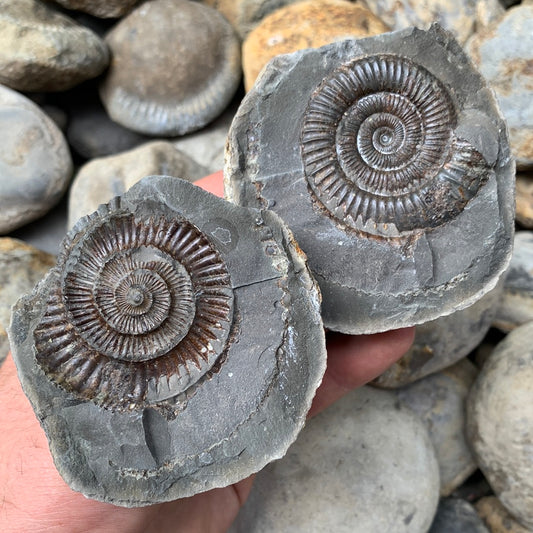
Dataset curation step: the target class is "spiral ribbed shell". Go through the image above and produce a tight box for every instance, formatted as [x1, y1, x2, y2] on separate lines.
[301, 54, 491, 236]
[33, 203, 234, 410]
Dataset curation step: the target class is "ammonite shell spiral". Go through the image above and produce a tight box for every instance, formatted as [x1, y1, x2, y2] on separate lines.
[225, 25, 515, 334]
[9, 176, 326, 506]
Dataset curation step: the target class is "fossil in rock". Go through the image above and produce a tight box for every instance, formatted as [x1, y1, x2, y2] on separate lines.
[9, 175, 326, 506]
[225, 25, 515, 334]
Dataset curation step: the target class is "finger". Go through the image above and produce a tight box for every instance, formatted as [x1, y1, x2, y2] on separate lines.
[308, 327, 415, 417]
[195, 171, 224, 197]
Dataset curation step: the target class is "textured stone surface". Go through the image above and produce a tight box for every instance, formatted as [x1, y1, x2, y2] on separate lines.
[515, 173, 533, 228]
[229, 386, 440, 533]
[8, 176, 326, 506]
[493, 231, 533, 332]
[374, 281, 502, 387]
[466, 3, 533, 170]
[68, 142, 208, 228]
[394, 359, 478, 497]
[430, 498, 489, 533]
[242, 0, 389, 91]
[475, 497, 531, 533]
[0, 0, 109, 92]
[0, 84, 73, 234]
[47, 0, 140, 18]
[0, 239, 55, 367]
[225, 26, 515, 334]
[100, 0, 241, 136]
[467, 322, 533, 529]
[361, 0, 501, 44]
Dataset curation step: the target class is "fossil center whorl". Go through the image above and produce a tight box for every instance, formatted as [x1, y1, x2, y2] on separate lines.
[33, 209, 234, 410]
[301, 54, 491, 236]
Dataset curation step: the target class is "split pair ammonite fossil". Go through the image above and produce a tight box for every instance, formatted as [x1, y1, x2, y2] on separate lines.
[9, 25, 513, 506]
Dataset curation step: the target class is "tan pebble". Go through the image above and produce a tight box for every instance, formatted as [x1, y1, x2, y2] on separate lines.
[475, 497, 531, 533]
[515, 173, 533, 228]
[242, 0, 389, 91]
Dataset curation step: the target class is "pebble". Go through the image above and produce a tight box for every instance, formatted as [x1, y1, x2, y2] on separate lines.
[515, 173, 533, 228]
[100, 0, 241, 136]
[475, 497, 532, 533]
[0, 85, 72, 234]
[394, 359, 478, 497]
[361, 0, 501, 44]
[68, 141, 208, 228]
[0, 238, 55, 367]
[47, 0, 140, 18]
[242, 0, 389, 91]
[229, 386, 440, 533]
[466, 3, 533, 170]
[430, 498, 489, 533]
[467, 322, 533, 530]
[373, 281, 503, 387]
[0, 0, 109, 92]
[493, 231, 533, 332]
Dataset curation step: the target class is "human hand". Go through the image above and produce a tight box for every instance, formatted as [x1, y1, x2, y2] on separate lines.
[0, 172, 414, 533]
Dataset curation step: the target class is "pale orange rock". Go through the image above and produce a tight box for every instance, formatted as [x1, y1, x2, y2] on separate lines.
[242, 0, 389, 91]
[475, 497, 531, 533]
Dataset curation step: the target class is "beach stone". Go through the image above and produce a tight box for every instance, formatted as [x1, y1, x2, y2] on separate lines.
[475, 497, 531, 533]
[466, 3, 533, 170]
[229, 386, 440, 533]
[242, 0, 389, 91]
[0, 0, 109, 92]
[515, 173, 533, 228]
[467, 322, 533, 529]
[225, 26, 515, 334]
[493, 231, 533, 332]
[0, 239, 55, 367]
[68, 141, 209, 228]
[374, 281, 503, 387]
[0, 85, 72, 234]
[100, 0, 241, 136]
[430, 498, 489, 533]
[361, 0, 499, 44]
[46, 0, 140, 18]
[394, 359, 478, 497]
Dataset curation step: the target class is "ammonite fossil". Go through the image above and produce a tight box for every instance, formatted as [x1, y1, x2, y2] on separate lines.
[8, 176, 326, 505]
[225, 25, 515, 334]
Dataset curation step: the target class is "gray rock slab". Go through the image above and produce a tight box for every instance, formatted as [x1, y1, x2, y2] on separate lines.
[374, 280, 503, 387]
[0, 0, 109, 92]
[394, 359, 478, 497]
[8, 175, 326, 506]
[430, 498, 489, 533]
[466, 3, 533, 170]
[225, 25, 515, 334]
[229, 386, 440, 533]
[100, 0, 241, 136]
[467, 322, 533, 530]
[0, 238, 55, 367]
[493, 231, 533, 332]
[68, 141, 209, 228]
[0, 85, 73, 234]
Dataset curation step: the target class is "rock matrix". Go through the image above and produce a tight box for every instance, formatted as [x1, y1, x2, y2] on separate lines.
[8, 176, 326, 506]
[225, 25, 515, 334]
[0, 85, 73, 234]
[100, 0, 241, 136]
[467, 322, 533, 529]
[0, 0, 109, 92]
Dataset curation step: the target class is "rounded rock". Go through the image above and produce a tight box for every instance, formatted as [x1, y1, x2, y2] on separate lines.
[225, 26, 515, 334]
[515, 173, 533, 228]
[242, 0, 389, 91]
[467, 322, 533, 529]
[466, 3, 533, 170]
[47, 0, 140, 18]
[429, 498, 489, 533]
[229, 386, 440, 533]
[100, 0, 241, 136]
[67, 141, 208, 228]
[8, 175, 326, 506]
[0, 0, 109, 92]
[0, 85, 73, 234]
[393, 359, 478, 496]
